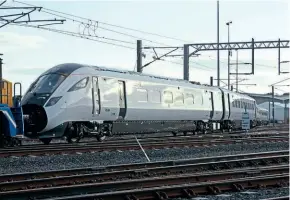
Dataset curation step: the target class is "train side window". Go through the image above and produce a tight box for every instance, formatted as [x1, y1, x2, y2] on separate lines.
[175, 92, 184, 105]
[185, 93, 194, 105]
[164, 91, 173, 104]
[136, 88, 148, 102]
[149, 90, 161, 103]
[195, 94, 203, 105]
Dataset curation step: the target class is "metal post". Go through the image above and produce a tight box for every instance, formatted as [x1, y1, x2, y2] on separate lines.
[236, 50, 238, 92]
[268, 101, 271, 121]
[217, 0, 220, 86]
[272, 86, 275, 126]
[284, 100, 287, 123]
[210, 76, 213, 86]
[0, 57, 2, 104]
[226, 21, 232, 90]
[137, 40, 143, 73]
[278, 38, 280, 75]
[183, 44, 189, 80]
[252, 38, 255, 74]
[227, 25, 230, 90]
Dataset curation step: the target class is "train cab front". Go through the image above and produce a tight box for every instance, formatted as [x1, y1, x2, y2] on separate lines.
[21, 73, 66, 137]
[21, 63, 83, 138]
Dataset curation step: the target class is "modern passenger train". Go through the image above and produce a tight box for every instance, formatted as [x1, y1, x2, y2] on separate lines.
[256, 106, 269, 126]
[21, 63, 268, 144]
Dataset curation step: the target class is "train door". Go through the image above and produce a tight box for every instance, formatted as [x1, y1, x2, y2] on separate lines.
[118, 81, 127, 119]
[92, 77, 101, 116]
[227, 93, 231, 118]
[221, 91, 230, 120]
[210, 92, 214, 119]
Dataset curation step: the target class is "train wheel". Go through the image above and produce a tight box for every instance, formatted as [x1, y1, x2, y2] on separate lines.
[172, 131, 177, 137]
[66, 123, 83, 144]
[40, 138, 52, 145]
[96, 135, 106, 142]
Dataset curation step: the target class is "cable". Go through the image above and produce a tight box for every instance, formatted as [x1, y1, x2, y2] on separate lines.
[13, 0, 191, 43]
[11, 1, 177, 47]
[142, 49, 214, 71]
[3, 22, 136, 50]
[204, 55, 276, 69]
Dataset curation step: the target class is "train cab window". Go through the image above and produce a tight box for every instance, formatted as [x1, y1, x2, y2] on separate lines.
[136, 88, 148, 102]
[164, 91, 173, 104]
[30, 73, 67, 94]
[149, 90, 161, 103]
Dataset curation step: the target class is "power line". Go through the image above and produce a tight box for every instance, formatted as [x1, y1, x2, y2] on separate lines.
[12, 1, 179, 47]
[13, 0, 190, 43]
[2, 22, 136, 50]
[205, 55, 276, 69]
[143, 49, 213, 71]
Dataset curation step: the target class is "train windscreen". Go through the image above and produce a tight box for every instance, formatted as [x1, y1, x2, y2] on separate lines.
[27, 73, 66, 94]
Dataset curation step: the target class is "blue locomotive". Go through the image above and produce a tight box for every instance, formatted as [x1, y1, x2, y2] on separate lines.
[0, 82, 24, 147]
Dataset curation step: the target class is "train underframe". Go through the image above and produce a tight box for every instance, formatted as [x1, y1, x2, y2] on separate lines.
[34, 119, 259, 145]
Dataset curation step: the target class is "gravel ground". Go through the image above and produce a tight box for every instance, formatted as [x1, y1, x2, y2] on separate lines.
[0, 140, 288, 174]
[172, 187, 289, 200]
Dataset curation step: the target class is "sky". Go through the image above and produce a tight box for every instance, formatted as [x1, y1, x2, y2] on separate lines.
[0, 0, 290, 95]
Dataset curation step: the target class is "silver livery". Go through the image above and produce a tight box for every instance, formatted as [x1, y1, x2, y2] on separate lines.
[21, 63, 267, 144]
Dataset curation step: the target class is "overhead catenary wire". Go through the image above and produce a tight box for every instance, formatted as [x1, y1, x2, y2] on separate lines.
[13, 0, 191, 43]
[11, 1, 177, 47]
[0, 21, 136, 49]
[7, 1, 233, 74]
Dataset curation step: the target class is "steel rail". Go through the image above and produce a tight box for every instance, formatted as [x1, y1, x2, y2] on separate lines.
[40, 174, 289, 200]
[260, 196, 290, 200]
[0, 135, 288, 158]
[0, 150, 288, 182]
[18, 124, 289, 145]
[0, 158, 287, 193]
[4, 134, 289, 151]
[2, 173, 288, 200]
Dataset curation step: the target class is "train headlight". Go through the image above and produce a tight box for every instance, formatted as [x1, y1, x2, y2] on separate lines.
[45, 96, 62, 107]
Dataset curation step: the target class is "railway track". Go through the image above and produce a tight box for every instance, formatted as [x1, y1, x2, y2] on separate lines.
[0, 150, 288, 200]
[8, 130, 290, 149]
[20, 125, 289, 146]
[0, 134, 288, 158]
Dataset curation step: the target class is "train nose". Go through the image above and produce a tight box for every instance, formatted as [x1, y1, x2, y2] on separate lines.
[22, 104, 48, 135]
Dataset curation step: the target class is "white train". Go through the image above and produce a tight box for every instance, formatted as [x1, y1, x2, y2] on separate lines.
[256, 106, 269, 126]
[21, 63, 265, 144]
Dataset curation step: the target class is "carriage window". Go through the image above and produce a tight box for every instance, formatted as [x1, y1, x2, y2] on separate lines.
[185, 93, 194, 105]
[164, 91, 173, 104]
[195, 94, 203, 105]
[136, 88, 148, 102]
[149, 90, 161, 103]
[175, 92, 184, 104]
